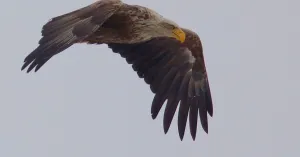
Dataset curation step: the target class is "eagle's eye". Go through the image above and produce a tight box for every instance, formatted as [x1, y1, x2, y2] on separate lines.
[162, 22, 176, 30]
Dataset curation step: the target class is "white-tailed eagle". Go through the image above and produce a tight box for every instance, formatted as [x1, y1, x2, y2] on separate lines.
[21, 0, 213, 140]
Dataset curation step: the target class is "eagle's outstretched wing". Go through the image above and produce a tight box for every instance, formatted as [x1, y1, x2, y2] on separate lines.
[21, 0, 122, 72]
[108, 37, 213, 140]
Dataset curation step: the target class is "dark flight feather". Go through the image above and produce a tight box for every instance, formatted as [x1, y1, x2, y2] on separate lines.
[108, 37, 213, 140]
[21, 0, 122, 72]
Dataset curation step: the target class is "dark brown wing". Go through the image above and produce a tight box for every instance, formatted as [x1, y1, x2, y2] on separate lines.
[108, 37, 213, 140]
[21, 0, 122, 73]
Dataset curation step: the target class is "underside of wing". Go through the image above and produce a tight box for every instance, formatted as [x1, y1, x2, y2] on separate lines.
[21, 0, 122, 73]
[108, 37, 213, 140]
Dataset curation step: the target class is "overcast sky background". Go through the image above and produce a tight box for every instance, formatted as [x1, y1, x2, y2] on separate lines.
[1, 0, 299, 156]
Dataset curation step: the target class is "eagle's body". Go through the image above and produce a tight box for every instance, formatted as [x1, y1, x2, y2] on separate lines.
[88, 4, 170, 44]
[21, 0, 213, 140]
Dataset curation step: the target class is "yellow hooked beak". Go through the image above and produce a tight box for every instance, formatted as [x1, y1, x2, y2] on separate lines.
[172, 28, 186, 43]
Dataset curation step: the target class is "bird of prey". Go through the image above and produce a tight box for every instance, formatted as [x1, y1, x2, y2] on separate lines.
[21, 0, 213, 140]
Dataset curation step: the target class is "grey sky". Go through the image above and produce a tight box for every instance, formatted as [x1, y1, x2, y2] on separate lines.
[1, 0, 299, 156]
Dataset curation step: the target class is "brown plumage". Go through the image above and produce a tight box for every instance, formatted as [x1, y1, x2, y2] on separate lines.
[21, 0, 213, 140]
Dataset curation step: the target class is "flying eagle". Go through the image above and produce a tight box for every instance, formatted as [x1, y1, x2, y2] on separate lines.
[21, 0, 213, 140]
